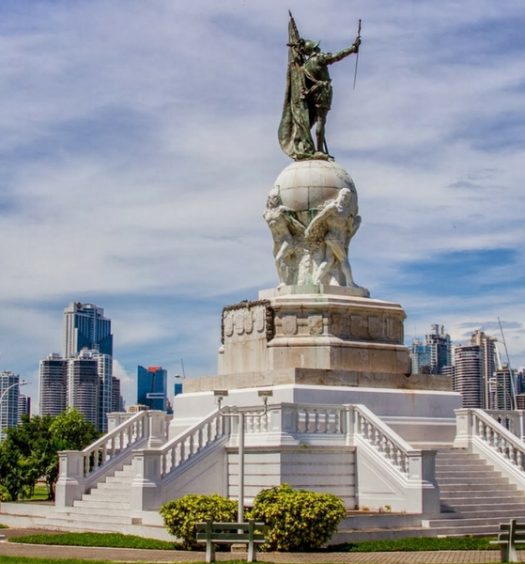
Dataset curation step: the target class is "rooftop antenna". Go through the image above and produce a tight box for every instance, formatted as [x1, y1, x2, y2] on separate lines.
[498, 317, 517, 410]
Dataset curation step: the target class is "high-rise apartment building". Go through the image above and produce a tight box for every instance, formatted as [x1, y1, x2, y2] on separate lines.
[426, 324, 451, 374]
[39, 354, 68, 417]
[17, 394, 31, 424]
[452, 330, 500, 409]
[112, 376, 124, 413]
[470, 330, 497, 408]
[39, 301, 122, 430]
[67, 349, 100, 428]
[409, 324, 451, 375]
[410, 339, 432, 374]
[137, 366, 168, 411]
[453, 344, 482, 407]
[64, 302, 113, 357]
[489, 365, 516, 410]
[0, 371, 21, 441]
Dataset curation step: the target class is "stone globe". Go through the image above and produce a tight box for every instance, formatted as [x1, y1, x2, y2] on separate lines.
[274, 160, 357, 216]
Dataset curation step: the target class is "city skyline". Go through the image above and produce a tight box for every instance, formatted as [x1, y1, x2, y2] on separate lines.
[1, 1, 524, 410]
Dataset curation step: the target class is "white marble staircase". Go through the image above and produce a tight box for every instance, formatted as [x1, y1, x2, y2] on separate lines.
[39, 462, 171, 540]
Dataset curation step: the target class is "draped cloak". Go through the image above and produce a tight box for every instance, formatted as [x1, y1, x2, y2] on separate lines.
[277, 15, 316, 160]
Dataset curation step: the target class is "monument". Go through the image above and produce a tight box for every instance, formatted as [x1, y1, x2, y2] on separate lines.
[213, 13, 416, 386]
[50, 14, 463, 529]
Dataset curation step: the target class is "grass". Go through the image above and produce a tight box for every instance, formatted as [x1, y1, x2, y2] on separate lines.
[18, 484, 51, 502]
[10, 531, 181, 550]
[331, 535, 495, 552]
[0, 524, 7, 529]
[9, 530, 498, 553]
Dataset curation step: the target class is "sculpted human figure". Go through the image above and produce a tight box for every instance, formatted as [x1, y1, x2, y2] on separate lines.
[278, 13, 361, 159]
[305, 188, 362, 288]
[263, 189, 304, 286]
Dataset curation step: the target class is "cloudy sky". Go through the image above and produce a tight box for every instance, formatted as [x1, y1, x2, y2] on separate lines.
[1, 0, 524, 409]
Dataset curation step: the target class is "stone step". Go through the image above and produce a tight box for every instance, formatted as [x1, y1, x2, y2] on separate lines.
[48, 512, 131, 525]
[67, 504, 132, 517]
[435, 463, 492, 471]
[75, 498, 130, 510]
[437, 477, 511, 486]
[426, 515, 525, 528]
[96, 481, 132, 491]
[436, 466, 501, 478]
[436, 471, 503, 480]
[440, 496, 523, 505]
[437, 508, 525, 518]
[85, 489, 130, 502]
[438, 480, 517, 489]
[439, 485, 519, 496]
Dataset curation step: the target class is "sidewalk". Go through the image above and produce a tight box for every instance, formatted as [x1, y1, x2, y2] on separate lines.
[0, 528, 510, 563]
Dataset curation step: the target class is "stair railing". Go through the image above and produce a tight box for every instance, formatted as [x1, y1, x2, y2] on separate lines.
[347, 404, 418, 477]
[455, 408, 525, 477]
[158, 408, 229, 479]
[56, 410, 168, 507]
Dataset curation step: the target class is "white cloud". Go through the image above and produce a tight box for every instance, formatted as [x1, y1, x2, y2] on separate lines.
[1, 0, 524, 409]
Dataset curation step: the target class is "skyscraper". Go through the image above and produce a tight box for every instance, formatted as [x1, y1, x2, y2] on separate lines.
[409, 324, 451, 375]
[0, 371, 21, 441]
[64, 302, 113, 357]
[39, 354, 68, 417]
[452, 330, 500, 409]
[453, 344, 482, 408]
[426, 324, 451, 374]
[410, 339, 432, 374]
[137, 366, 168, 411]
[471, 329, 497, 408]
[67, 349, 100, 428]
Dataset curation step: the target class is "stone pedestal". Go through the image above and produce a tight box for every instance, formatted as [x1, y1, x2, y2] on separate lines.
[218, 286, 410, 380]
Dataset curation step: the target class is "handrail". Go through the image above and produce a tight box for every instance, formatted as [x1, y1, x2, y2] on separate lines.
[350, 404, 417, 476]
[468, 408, 525, 471]
[157, 408, 229, 479]
[81, 410, 149, 477]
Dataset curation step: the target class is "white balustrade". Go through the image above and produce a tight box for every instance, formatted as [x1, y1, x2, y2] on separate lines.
[80, 410, 150, 478]
[159, 409, 228, 479]
[455, 408, 525, 474]
[350, 404, 414, 476]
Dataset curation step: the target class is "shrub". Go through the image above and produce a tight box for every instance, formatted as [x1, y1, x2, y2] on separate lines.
[249, 483, 346, 551]
[160, 493, 237, 549]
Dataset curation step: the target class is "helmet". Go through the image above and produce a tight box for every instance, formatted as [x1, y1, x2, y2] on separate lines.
[303, 40, 320, 54]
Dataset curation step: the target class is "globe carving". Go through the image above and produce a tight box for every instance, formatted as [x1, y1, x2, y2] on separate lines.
[274, 160, 357, 213]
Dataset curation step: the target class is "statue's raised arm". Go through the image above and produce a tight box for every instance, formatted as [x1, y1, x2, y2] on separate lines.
[278, 12, 362, 160]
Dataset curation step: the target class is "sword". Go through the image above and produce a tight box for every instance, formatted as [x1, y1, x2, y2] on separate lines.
[353, 19, 362, 90]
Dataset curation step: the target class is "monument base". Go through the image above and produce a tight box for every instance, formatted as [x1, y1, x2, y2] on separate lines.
[219, 286, 411, 378]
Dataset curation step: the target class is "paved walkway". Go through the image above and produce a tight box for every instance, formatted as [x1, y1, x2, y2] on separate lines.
[0, 528, 517, 563]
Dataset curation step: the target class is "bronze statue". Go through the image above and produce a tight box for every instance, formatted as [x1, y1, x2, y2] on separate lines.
[278, 12, 361, 160]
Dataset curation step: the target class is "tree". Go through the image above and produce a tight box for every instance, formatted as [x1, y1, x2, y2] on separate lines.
[0, 409, 98, 501]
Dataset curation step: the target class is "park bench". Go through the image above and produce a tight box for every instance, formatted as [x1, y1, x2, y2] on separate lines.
[490, 519, 525, 562]
[196, 519, 267, 563]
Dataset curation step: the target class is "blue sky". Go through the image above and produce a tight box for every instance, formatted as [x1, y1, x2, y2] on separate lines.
[1, 1, 524, 409]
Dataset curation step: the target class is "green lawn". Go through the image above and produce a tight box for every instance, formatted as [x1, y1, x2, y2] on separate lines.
[10, 531, 181, 550]
[331, 535, 494, 552]
[9, 530, 497, 553]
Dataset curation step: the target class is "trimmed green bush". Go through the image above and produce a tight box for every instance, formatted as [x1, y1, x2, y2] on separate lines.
[249, 483, 345, 551]
[160, 493, 237, 549]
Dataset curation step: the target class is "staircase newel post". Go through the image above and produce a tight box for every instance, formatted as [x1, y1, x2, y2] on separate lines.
[131, 448, 161, 512]
[344, 405, 355, 446]
[147, 411, 167, 448]
[55, 450, 85, 509]
[453, 408, 471, 448]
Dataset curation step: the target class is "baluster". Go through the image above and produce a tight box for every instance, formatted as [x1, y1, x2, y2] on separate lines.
[102, 443, 107, 465]
[197, 427, 203, 452]
[170, 446, 176, 470]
